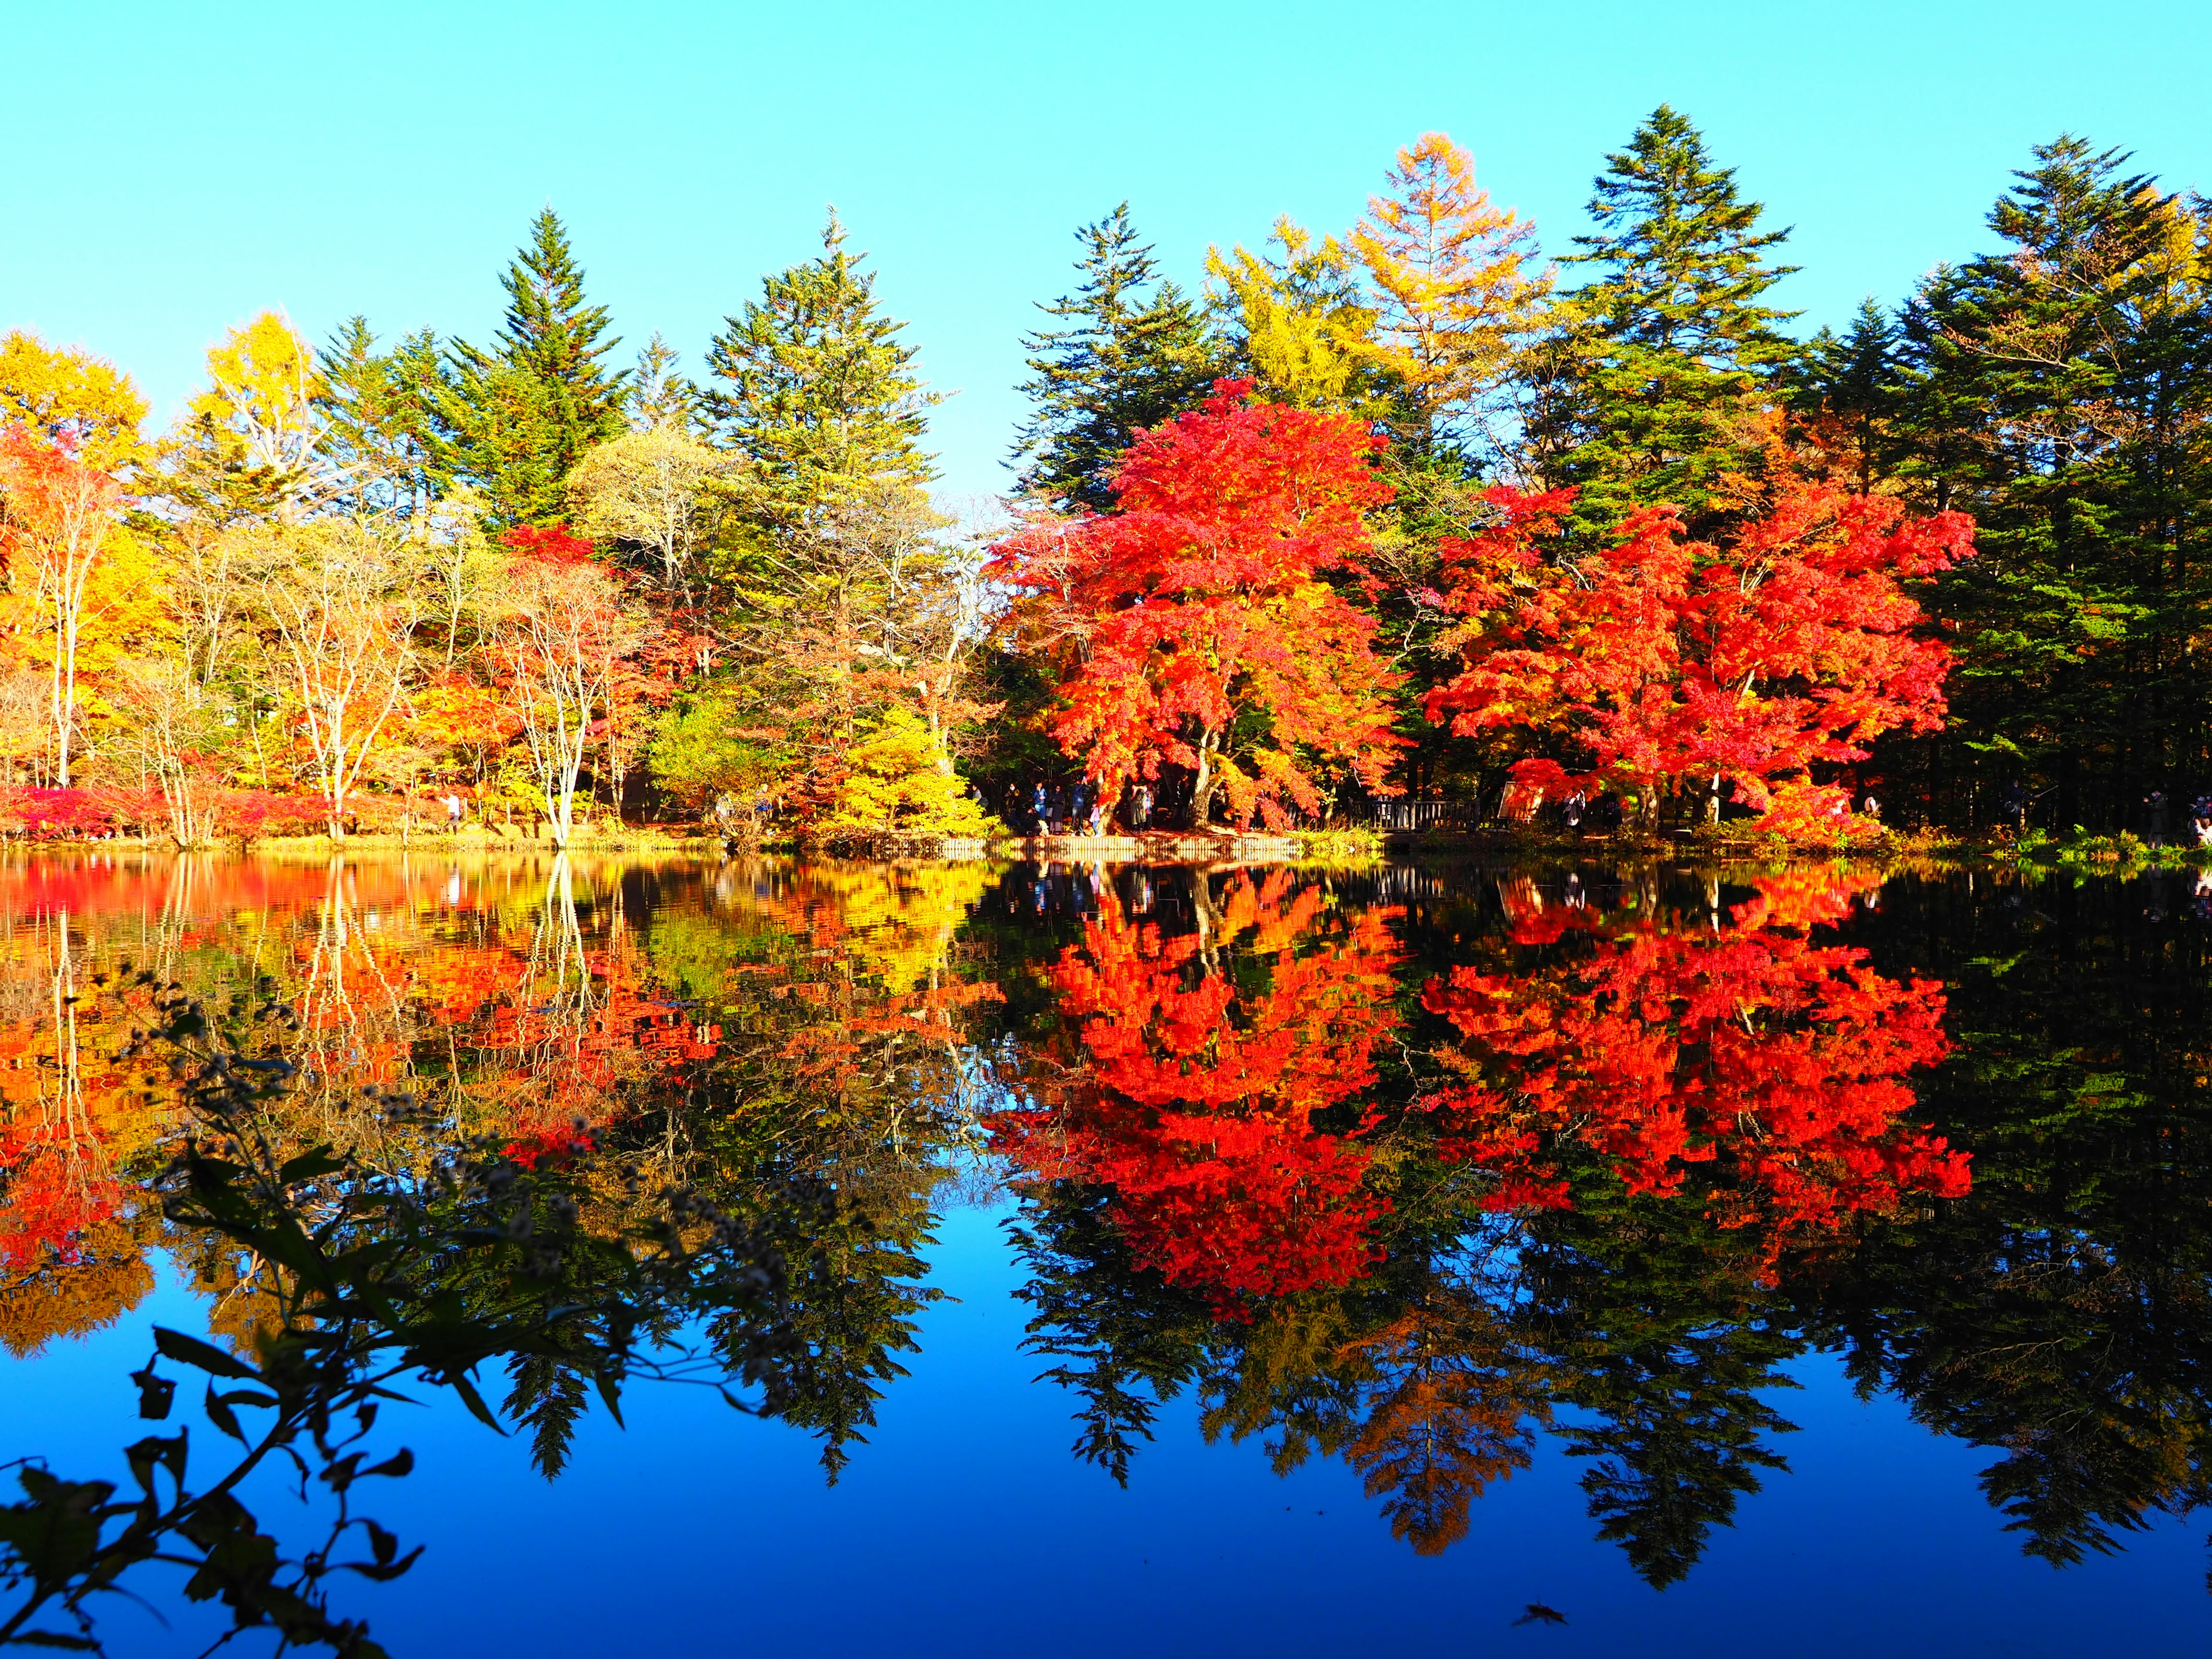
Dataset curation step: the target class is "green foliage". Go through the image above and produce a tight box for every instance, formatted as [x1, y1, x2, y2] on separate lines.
[1887, 137, 2212, 830]
[316, 319, 444, 522]
[1013, 203, 1226, 512]
[432, 209, 628, 525]
[1554, 105, 1801, 525]
[647, 677, 787, 813]
[1793, 296, 1908, 491]
[701, 213, 938, 533]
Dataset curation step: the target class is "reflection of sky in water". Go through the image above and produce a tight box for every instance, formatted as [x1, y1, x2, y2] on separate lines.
[0, 854, 2208, 1654]
[6, 1225, 2202, 1659]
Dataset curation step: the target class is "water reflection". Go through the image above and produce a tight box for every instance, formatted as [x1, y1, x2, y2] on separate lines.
[0, 851, 2207, 1647]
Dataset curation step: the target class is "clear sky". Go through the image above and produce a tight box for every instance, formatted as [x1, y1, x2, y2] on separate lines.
[2, 0, 2206, 502]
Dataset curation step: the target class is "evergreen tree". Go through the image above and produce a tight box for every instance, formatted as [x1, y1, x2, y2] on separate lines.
[1013, 204, 1224, 512]
[700, 211, 938, 530]
[1893, 137, 2212, 829]
[627, 331, 697, 433]
[1794, 297, 1906, 491]
[433, 208, 627, 524]
[316, 317, 443, 521]
[1525, 1199, 1802, 1589]
[1559, 106, 1801, 525]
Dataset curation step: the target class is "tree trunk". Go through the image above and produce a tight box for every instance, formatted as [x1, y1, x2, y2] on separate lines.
[1188, 727, 1221, 830]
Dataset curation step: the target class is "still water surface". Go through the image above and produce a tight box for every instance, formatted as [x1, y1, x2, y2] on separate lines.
[0, 853, 2207, 1655]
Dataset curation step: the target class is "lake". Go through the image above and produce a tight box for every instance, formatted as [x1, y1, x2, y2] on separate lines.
[0, 851, 2206, 1656]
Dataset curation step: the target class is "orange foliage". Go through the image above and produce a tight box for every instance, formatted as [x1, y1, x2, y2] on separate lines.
[1339, 1291, 1551, 1554]
[1426, 480, 1976, 826]
[991, 384, 1402, 828]
[1420, 873, 1967, 1275]
[994, 873, 1402, 1310]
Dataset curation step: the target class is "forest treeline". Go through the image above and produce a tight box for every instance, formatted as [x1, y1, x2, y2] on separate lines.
[0, 105, 2206, 844]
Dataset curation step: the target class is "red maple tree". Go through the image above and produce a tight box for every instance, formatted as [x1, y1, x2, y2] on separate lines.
[1424, 480, 1976, 828]
[993, 382, 1403, 830]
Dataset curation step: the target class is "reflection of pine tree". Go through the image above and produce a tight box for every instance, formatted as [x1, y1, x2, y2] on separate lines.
[1524, 1194, 1802, 1588]
[1008, 1183, 1222, 1483]
[1809, 873, 2212, 1566]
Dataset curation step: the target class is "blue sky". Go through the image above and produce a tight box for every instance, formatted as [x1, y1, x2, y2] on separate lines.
[2, 0, 2206, 500]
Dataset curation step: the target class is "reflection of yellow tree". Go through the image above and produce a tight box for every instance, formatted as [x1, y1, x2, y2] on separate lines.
[0, 909, 168, 1351]
[760, 860, 997, 994]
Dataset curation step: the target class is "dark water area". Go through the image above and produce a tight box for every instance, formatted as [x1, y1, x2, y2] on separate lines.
[0, 851, 2208, 1656]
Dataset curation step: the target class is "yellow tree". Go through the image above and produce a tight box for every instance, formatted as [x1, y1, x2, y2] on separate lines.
[0, 430, 128, 786]
[1205, 218, 1393, 418]
[1349, 132, 1550, 453]
[565, 426, 737, 599]
[0, 332, 149, 472]
[168, 312, 329, 525]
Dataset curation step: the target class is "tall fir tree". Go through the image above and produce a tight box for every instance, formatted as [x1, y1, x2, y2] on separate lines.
[316, 318, 444, 521]
[1794, 297, 1907, 492]
[1891, 137, 2212, 829]
[1013, 204, 1224, 512]
[1348, 131, 1549, 463]
[432, 207, 627, 525]
[701, 211, 938, 530]
[1558, 106, 1801, 527]
[627, 332, 698, 433]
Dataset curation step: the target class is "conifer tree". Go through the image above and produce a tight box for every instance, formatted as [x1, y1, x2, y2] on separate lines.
[1013, 204, 1224, 512]
[1796, 297, 1906, 491]
[1205, 218, 1393, 419]
[1349, 132, 1549, 460]
[701, 211, 938, 529]
[1560, 106, 1801, 524]
[1893, 137, 2212, 827]
[433, 208, 627, 524]
[317, 318, 444, 520]
[627, 332, 697, 433]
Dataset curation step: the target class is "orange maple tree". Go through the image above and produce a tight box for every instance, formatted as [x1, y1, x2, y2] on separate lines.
[1425, 479, 1976, 828]
[993, 382, 1402, 830]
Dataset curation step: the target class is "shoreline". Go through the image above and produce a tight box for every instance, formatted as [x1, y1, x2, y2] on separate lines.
[5, 823, 2209, 874]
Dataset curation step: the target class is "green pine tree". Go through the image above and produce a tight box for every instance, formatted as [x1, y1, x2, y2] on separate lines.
[316, 317, 444, 521]
[1559, 105, 1801, 526]
[1892, 136, 2212, 830]
[1013, 203, 1225, 512]
[1794, 297, 1906, 491]
[700, 211, 938, 531]
[433, 207, 627, 524]
[627, 331, 697, 433]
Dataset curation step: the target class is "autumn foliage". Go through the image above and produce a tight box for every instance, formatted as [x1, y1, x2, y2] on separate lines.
[1419, 872, 1968, 1274]
[993, 873, 1401, 1309]
[994, 384, 1403, 830]
[1425, 481, 1976, 827]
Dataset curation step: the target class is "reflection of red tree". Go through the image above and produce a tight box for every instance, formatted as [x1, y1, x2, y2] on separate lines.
[1423, 874, 1967, 1273]
[0, 1124, 124, 1269]
[996, 873, 1402, 1311]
